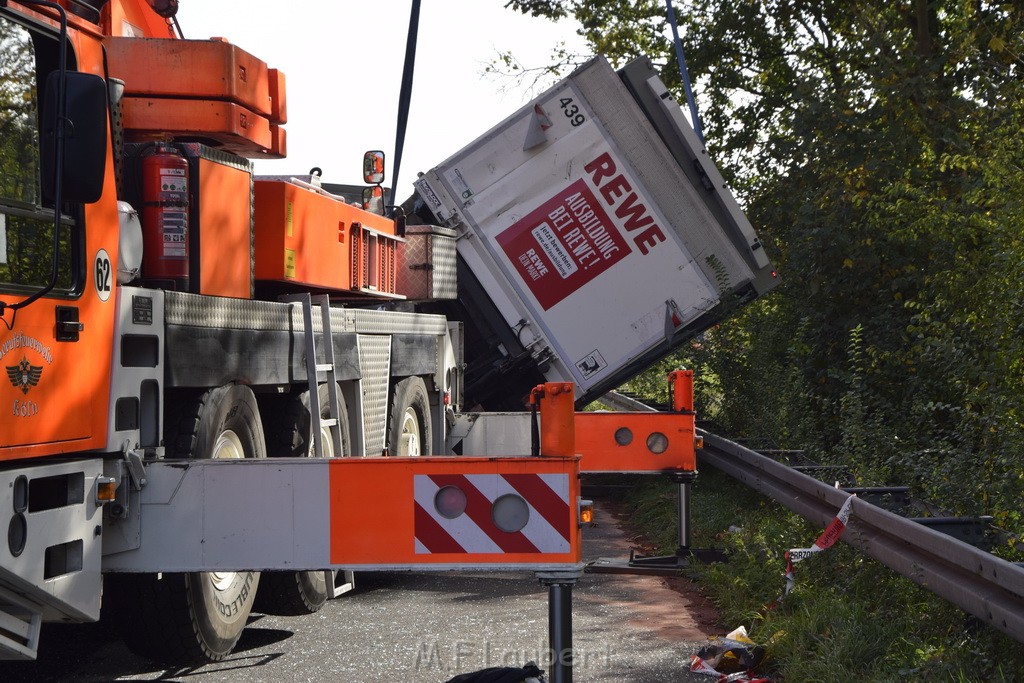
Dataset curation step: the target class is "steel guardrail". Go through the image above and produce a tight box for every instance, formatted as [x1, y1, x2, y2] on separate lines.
[596, 391, 658, 413]
[698, 431, 1024, 644]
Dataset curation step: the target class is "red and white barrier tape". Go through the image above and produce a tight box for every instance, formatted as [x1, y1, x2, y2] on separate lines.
[782, 495, 855, 599]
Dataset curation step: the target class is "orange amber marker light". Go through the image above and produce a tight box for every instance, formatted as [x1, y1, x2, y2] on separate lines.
[96, 476, 118, 504]
[579, 500, 594, 526]
[695, 435, 705, 450]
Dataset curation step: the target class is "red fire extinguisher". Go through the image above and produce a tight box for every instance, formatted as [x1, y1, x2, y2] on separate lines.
[141, 143, 189, 289]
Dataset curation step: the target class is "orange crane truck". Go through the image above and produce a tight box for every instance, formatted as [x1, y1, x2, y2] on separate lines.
[0, 0, 776, 671]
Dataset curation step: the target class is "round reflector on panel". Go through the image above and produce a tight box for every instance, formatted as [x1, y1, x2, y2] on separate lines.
[646, 432, 669, 454]
[492, 494, 530, 533]
[434, 485, 468, 519]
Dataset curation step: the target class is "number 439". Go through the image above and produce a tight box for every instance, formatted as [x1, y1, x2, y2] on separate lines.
[560, 98, 586, 127]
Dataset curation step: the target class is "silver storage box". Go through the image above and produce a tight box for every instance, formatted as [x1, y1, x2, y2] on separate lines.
[396, 224, 458, 300]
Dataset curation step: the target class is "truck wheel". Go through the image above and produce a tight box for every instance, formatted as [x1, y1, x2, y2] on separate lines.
[388, 376, 433, 456]
[114, 384, 265, 663]
[256, 383, 351, 616]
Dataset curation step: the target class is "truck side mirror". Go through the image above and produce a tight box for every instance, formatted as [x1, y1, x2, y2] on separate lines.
[41, 71, 108, 204]
[362, 185, 384, 215]
[363, 150, 385, 185]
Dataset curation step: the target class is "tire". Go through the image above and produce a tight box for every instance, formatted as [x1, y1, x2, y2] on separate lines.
[256, 383, 351, 616]
[387, 376, 433, 456]
[113, 384, 265, 663]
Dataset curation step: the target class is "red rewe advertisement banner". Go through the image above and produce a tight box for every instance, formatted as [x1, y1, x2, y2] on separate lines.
[497, 180, 631, 310]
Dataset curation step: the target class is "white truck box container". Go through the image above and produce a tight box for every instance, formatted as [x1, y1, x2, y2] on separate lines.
[413, 56, 778, 405]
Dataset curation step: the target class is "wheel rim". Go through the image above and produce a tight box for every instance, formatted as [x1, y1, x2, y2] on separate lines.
[209, 429, 245, 592]
[399, 408, 421, 457]
[214, 429, 245, 461]
[318, 422, 336, 459]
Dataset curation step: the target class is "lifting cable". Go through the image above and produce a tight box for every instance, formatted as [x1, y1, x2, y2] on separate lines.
[665, 0, 704, 143]
[390, 0, 421, 207]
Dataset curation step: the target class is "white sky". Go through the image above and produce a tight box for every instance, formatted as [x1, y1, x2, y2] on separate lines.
[174, 1, 589, 198]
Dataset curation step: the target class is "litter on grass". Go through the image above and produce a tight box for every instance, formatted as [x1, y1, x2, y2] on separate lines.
[689, 625, 771, 682]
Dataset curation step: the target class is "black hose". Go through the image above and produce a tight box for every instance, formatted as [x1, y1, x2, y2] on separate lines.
[531, 400, 540, 457]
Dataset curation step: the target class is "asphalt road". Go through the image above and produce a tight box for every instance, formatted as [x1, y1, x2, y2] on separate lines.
[1, 501, 719, 682]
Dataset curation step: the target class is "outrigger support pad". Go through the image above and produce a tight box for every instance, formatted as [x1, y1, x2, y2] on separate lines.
[630, 470, 728, 570]
[589, 470, 726, 576]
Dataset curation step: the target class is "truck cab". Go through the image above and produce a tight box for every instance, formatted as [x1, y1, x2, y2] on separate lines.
[1, 4, 119, 460]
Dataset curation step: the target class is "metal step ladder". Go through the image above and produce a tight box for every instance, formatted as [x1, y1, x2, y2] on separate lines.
[294, 293, 343, 459]
[0, 586, 43, 660]
[287, 293, 354, 598]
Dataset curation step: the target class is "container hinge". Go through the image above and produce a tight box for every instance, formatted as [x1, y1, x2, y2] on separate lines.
[122, 447, 147, 491]
[110, 442, 149, 520]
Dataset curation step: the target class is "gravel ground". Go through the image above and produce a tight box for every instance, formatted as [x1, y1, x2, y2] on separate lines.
[1, 501, 720, 682]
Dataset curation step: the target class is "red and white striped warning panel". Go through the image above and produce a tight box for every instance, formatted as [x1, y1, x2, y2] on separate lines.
[103, 457, 582, 574]
[414, 473, 571, 555]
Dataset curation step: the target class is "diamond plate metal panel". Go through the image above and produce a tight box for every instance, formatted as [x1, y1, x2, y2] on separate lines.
[348, 309, 448, 336]
[166, 292, 362, 336]
[431, 232, 458, 299]
[357, 334, 392, 456]
[166, 291, 291, 330]
[396, 231, 430, 298]
[396, 227, 457, 301]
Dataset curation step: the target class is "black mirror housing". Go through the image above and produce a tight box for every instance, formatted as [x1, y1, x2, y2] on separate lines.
[41, 71, 108, 204]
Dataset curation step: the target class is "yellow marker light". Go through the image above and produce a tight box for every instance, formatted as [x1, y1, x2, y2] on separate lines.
[96, 476, 118, 504]
[578, 500, 594, 526]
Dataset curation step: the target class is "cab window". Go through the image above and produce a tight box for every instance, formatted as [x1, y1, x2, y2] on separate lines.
[0, 15, 75, 292]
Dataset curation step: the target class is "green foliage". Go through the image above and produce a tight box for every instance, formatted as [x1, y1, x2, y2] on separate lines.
[0, 18, 40, 206]
[0, 17, 70, 290]
[508, 0, 1024, 540]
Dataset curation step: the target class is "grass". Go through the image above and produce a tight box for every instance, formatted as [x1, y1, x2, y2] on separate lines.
[619, 469, 1024, 682]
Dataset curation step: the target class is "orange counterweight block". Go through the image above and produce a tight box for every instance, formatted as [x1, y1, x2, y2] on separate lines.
[254, 180, 402, 296]
[105, 36, 286, 158]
